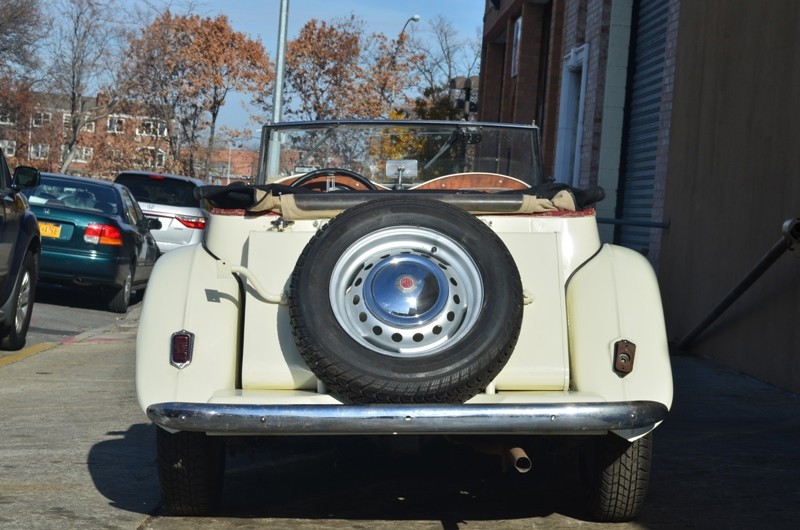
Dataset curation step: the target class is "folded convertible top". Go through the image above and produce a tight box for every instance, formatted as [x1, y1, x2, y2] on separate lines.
[196, 182, 605, 220]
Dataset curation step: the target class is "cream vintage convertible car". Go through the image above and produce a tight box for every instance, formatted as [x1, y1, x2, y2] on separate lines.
[136, 120, 672, 521]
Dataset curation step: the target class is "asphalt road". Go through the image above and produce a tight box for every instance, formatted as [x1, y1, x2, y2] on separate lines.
[1, 306, 798, 529]
[25, 284, 134, 346]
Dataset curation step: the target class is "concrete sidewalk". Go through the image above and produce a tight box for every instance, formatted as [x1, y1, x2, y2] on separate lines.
[0, 309, 798, 529]
[0, 308, 160, 530]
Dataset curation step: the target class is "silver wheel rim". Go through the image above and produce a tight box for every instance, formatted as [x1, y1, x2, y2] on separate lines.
[15, 269, 32, 334]
[123, 273, 131, 303]
[329, 226, 483, 358]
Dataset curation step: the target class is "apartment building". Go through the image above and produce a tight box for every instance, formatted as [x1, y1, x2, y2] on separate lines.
[0, 93, 171, 178]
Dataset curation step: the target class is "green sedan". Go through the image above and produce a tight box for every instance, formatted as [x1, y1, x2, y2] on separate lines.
[22, 173, 162, 313]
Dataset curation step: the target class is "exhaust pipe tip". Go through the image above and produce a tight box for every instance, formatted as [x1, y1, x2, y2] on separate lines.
[505, 447, 532, 474]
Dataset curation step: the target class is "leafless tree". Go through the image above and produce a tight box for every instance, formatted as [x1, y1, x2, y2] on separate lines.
[0, 0, 46, 77]
[45, 0, 133, 172]
[407, 14, 481, 119]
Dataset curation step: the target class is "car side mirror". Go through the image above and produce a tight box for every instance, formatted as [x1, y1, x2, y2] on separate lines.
[12, 166, 41, 190]
[147, 218, 163, 230]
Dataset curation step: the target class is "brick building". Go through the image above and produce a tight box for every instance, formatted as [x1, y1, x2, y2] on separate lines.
[206, 147, 259, 185]
[0, 91, 261, 182]
[0, 93, 172, 178]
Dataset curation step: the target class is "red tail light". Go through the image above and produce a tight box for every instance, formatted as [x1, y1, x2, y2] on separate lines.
[170, 330, 194, 368]
[84, 223, 123, 245]
[176, 215, 207, 230]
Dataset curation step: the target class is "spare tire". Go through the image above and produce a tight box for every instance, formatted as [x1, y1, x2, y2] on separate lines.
[289, 197, 523, 404]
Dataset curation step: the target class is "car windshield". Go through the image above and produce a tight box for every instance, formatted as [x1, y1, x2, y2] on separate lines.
[23, 175, 118, 213]
[115, 173, 198, 207]
[259, 121, 543, 187]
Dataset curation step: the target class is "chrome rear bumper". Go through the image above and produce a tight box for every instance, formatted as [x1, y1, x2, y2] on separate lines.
[147, 400, 668, 436]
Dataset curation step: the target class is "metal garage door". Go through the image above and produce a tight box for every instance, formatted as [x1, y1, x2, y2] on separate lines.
[615, 0, 670, 255]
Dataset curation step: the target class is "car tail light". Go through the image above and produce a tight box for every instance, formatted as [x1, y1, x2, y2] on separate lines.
[176, 215, 207, 230]
[84, 223, 123, 245]
[170, 330, 194, 369]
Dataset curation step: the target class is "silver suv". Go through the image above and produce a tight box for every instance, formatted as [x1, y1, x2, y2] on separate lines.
[114, 171, 207, 252]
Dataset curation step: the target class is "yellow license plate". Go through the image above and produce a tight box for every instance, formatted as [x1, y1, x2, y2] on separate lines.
[39, 222, 62, 238]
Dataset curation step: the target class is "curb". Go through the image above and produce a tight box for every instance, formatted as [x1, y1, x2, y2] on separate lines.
[0, 341, 60, 368]
[0, 306, 140, 369]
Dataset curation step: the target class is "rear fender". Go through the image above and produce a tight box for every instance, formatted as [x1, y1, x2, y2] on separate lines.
[135, 244, 240, 411]
[566, 244, 673, 410]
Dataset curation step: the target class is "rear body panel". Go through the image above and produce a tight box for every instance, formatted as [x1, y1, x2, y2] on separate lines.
[137, 208, 672, 441]
[32, 208, 126, 283]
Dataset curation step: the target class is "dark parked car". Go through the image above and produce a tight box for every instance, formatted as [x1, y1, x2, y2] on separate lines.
[0, 152, 41, 350]
[23, 173, 161, 313]
[114, 171, 207, 252]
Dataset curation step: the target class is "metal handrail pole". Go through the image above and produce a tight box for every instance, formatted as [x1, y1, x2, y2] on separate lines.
[675, 218, 799, 350]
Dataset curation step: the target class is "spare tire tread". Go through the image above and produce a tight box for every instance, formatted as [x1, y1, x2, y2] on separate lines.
[289, 197, 523, 404]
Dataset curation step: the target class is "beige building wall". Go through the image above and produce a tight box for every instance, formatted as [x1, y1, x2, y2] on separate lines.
[660, 0, 800, 392]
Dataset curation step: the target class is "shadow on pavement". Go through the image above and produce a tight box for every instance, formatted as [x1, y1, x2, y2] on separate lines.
[35, 284, 108, 311]
[96, 357, 800, 527]
[213, 435, 587, 523]
[87, 423, 161, 514]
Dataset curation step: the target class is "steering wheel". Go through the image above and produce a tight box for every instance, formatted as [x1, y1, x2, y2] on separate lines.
[289, 168, 379, 191]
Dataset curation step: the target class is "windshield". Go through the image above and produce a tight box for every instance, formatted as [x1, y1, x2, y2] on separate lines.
[259, 121, 543, 187]
[24, 175, 118, 213]
[115, 173, 199, 207]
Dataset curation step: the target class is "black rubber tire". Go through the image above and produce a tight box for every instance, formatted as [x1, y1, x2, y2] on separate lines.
[583, 432, 653, 522]
[108, 265, 133, 313]
[289, 197, 523, 404]
[156, 428, 226, 516]
[0, 251, 38, 351]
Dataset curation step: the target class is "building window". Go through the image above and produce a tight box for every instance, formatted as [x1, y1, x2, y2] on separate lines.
[137, 146, 166, 168]
[511, 17, 522, 78]
[0, 139, 16, 157]
[73, 146, 93, 162]
[554, 44, 589, 186]
[0, 112, 16, 126]
[137, 120, 167, 137]
[33, 112, 52, 127]
[30, 144, 50, 159]
[63, 114, 95, 132]
[107, 117, 125, 133]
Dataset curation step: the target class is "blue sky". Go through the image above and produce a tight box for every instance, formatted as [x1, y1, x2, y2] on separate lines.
[159, 0, 486, 132]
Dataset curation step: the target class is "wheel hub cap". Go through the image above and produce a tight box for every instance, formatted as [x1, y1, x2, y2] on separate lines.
[329, 226, 483, 358]
[363, 255, 448, 325]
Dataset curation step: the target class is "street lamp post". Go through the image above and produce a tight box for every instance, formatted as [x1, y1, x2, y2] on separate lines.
[265, 0, 290, 183]
[400, 14, 420, 37]
[388, 14, 420, 114]
[226, 141, 232, 184]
